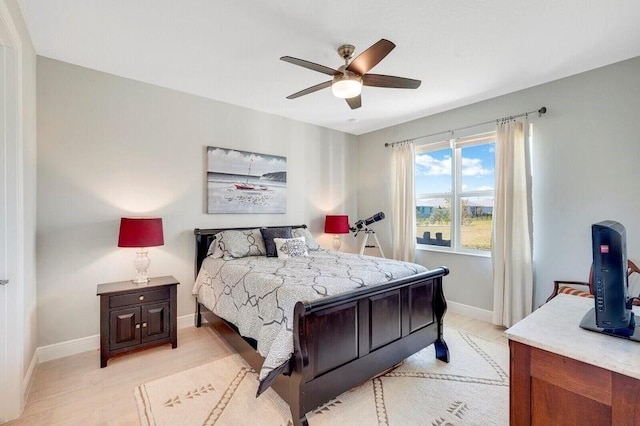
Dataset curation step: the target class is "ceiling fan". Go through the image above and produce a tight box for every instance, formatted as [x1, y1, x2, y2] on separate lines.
[280, 39, 421, 110]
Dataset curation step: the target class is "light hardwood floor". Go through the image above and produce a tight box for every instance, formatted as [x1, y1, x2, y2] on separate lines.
[7, 313, 506, 426]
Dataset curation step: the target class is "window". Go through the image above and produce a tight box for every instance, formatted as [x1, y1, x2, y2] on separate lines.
[415, 132, 495, 253]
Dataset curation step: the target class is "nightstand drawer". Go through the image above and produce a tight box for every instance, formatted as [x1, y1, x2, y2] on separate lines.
[110, 288, 169, 308]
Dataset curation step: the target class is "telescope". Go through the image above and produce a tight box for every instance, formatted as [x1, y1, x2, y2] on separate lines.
[350, 212, 385, 233]
[350, 212, 386, 257]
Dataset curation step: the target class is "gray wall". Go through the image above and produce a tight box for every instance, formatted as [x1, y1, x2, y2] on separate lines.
[358, 56, 640, 312]
[36, 57, 358, 346]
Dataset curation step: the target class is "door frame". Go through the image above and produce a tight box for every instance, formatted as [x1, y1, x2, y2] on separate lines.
[0, 1, 25, 422]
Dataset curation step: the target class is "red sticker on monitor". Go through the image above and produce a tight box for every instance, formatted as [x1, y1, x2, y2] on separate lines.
[600, 245, 609, 253]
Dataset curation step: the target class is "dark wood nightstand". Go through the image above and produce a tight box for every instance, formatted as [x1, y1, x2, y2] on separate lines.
[97, 275, 179, 367]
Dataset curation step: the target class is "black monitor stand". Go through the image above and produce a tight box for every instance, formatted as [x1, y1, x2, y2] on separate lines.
[580, 308, 640, 342]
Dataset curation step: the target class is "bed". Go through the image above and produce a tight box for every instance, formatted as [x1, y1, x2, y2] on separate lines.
[193, 225, 450, 426]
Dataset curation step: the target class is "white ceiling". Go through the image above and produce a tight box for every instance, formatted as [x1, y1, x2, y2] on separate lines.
[17, 0, 640, 135]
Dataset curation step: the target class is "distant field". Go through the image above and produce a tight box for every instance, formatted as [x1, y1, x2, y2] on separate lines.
[417, 219, 492, 251]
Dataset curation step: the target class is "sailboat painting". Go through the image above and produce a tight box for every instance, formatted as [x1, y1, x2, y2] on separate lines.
[206, 146, 287, 214]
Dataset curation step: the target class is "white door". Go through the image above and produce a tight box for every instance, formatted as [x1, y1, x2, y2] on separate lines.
[0, 39, 7, 425]
[0, 11, 22, 422]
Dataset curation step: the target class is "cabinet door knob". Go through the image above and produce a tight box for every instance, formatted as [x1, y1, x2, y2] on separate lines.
[139, 295, 144, 301]
[142, 322, 147, 328]
[135, 324, 141, 329]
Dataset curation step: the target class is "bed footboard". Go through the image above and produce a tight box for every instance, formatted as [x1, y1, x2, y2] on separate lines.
[289, 266, 449, 424]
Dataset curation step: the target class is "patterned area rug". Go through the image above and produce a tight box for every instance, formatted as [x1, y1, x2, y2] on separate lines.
[134, 330, 509, 425]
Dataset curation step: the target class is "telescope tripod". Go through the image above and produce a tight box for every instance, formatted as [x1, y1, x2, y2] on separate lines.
[359, 229, 385, 258]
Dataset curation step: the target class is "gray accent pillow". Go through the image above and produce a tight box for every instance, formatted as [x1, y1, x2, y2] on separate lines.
[260, 227, 292, 257]
[292, 227, 320, 251]
[208, 229, 266, 259]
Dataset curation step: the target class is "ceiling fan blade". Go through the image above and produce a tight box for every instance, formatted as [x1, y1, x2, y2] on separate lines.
[346, 39, 395, 76]
[280, 56, 339, 76]
[286, 80, 332, 99]
[345, 95, 362, 110]
[363, 74, 421, 89]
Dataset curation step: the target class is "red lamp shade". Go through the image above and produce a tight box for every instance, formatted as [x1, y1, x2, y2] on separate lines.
[324, 215, 350, 234]
[118, 217, 164, 248]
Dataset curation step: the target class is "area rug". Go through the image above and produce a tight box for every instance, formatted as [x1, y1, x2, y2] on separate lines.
[134, 330, 509, 425]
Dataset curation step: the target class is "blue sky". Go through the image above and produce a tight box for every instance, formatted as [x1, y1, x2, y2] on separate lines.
[416, 143, 495, 194]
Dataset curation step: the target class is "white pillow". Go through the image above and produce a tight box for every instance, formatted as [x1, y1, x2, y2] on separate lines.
[273, 236, 308, 259]
[207, 229, 266, 259]
[207, 233, 223, 257]
[292, 227, 320, 251]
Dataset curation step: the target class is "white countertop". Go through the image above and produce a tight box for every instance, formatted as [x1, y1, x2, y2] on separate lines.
[505, 294, 640, 380]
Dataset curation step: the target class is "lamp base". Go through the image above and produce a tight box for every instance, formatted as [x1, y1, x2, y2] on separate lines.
[332, 235, 342, 251]
[133, 248, 151, 285]
[132, 276, 150, 285]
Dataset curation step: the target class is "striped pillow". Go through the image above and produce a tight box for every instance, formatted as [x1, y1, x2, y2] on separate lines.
[558, 286, 593, 298]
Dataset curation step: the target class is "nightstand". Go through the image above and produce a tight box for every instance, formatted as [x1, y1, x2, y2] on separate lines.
[97, 275, 179, 367]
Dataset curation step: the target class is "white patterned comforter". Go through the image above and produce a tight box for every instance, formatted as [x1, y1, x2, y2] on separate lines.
[191, 249, 428, 385]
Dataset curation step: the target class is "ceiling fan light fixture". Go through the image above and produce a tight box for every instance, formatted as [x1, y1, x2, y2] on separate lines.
[331, 71, 363, 99]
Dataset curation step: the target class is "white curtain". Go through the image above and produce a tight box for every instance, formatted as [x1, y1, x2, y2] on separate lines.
[492, 120, 534, 327]
[390, 142, 416, 262]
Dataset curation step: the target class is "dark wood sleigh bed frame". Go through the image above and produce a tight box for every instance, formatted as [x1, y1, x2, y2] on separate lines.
[193, 225, 450, 426]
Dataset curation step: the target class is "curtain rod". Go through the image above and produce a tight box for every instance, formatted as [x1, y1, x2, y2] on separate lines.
[385, 106, 547, 147]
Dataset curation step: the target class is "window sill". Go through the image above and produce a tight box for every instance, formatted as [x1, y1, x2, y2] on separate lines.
[416, 245, 491, 259]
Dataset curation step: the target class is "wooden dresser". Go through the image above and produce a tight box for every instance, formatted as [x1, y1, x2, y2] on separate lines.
[97, 275, 179, 367]
[505, 294, 640, 425]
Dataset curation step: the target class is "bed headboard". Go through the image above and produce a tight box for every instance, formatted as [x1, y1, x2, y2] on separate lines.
[193, 225, 307, 278]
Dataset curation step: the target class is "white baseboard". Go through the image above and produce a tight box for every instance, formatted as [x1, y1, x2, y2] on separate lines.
[22, 349, 39, 405]
[177, 313, 197, 329]
[447, 301, 493, 323]
[36, 313, 197, 364]
[37, 334, 101, 363]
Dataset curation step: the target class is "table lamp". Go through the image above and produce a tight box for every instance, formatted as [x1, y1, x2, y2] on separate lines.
[324, 215, 350, 251]
[118, 217, 164, 284]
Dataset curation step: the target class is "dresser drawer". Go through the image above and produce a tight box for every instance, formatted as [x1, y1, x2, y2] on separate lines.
[109, 288, 170, 308]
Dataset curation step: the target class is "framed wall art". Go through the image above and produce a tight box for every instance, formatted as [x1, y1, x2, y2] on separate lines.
[206, 146, 287, 214]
